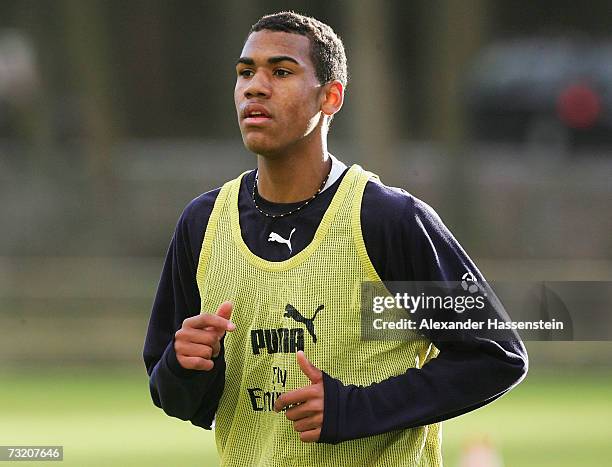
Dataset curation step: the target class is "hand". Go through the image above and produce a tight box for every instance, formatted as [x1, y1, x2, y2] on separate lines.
[274, 351, 324, 443]
[174, 301, 235, 371]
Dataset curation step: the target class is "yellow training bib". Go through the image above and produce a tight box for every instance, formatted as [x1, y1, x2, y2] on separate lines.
[196, 165, 441, 467]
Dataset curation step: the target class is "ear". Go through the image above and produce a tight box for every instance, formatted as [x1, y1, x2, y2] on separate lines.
[320, 80, 344, 118]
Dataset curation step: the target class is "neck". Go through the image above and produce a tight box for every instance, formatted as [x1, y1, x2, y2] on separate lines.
[256, 132, 331, 203]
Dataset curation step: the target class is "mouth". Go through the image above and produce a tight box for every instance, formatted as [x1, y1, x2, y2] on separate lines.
[244, 116, 272, 125]
[242, 104, 272, 126]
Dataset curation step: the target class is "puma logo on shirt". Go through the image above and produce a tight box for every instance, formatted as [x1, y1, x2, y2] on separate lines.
[284, 304, 324, 344]
[268, 228, 296, 253]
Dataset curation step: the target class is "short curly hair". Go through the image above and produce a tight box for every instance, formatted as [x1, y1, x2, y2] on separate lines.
[249, 11, 348, 88]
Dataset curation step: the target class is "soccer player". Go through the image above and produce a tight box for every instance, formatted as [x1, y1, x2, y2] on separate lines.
[143, 11, 527, 466]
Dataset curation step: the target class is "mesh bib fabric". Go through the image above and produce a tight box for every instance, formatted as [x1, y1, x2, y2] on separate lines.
[196, 165, 442, 467]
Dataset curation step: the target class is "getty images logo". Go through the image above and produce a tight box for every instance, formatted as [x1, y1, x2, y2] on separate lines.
[250, 304, 324, 355]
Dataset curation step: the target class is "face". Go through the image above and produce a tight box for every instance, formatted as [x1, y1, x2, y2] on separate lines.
[235, 30, 325, 157]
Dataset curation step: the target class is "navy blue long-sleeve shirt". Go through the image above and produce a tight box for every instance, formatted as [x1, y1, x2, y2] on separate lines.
[143, 167, 528, 444]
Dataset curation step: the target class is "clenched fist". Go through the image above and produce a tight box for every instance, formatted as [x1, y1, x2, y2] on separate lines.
[174, 301, 235, 371]
[274, 351, 325, 443]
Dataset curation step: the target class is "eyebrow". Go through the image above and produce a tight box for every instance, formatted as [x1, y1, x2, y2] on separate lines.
[236, 55, 301, 66]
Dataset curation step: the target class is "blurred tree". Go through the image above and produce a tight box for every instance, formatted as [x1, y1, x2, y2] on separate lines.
[3, 1, 56, 171]
[60, 0, 122, 203]
[423, 0, 488, 146]
[347, 0, 397, 176]
[423, 0, 488, 235]
[111, 0, 169, 137]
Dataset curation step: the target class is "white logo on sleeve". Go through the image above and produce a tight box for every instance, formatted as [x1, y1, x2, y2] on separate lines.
[268, 228, 296, 253]
[461, 272, 481, 294]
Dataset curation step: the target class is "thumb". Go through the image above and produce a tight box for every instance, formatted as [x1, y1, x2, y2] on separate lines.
[296, 350, 322, 383]
[216, 301, 235, 331]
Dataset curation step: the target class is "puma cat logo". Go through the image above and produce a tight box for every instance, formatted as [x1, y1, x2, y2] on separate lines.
[284, 304, 324, 343]
[268, 228, 296, 253]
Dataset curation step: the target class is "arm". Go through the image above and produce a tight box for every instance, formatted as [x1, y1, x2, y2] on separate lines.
[318, 184, 528, 443]
[143, 190, 227, 429]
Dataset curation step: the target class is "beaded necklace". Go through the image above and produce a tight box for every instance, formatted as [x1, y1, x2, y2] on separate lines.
[252, 166, 332, 218]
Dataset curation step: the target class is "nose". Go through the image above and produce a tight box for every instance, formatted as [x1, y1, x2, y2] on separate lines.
[244, 71, 271, 99]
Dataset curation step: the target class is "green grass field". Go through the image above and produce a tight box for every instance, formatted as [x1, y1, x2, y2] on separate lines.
[0, 367, 610, 466]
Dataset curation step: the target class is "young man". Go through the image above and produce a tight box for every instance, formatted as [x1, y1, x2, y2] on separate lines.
[144, 11, 527, 466]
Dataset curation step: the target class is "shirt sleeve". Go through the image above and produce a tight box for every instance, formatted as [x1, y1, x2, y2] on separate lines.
[318, 183, 528, 444]
[143, 189, 226, 429]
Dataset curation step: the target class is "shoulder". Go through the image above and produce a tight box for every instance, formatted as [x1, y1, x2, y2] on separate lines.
[362, 177, 438, 232]
[360, 176, 453, 253]
[180, 170, 254, 227]
[363, 177, 411, 207]
[360, 175, 474, 282]
[179, 187, 222, 231]
[173, 187, 223, 263]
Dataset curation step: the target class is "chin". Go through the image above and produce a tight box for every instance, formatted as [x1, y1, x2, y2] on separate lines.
[243, 133, 281, 157]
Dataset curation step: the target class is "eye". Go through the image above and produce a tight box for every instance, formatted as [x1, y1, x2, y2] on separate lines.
[274, 69, 292, 77]
[239, 69, 254, 78]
